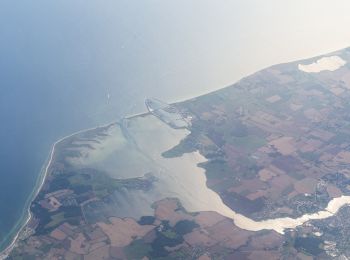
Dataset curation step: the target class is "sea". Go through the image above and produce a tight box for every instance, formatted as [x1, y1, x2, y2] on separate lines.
[0, 0, 350, 251]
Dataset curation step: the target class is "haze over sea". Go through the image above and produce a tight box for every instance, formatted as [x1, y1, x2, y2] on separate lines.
[1, 0, 350, 251]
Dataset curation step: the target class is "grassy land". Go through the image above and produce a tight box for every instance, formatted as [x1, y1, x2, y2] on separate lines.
[227, 135, 266, 152]
[45, 212, 65, 229]
[124, 239, 152, 259]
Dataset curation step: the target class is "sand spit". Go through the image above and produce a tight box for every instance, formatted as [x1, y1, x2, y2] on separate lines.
[0, 123, 114, 260]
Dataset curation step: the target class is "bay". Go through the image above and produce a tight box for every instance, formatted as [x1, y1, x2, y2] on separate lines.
[1, 0, 350, 251]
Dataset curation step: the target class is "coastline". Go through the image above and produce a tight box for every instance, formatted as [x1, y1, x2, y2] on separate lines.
[0, 153, 50, 259]
[1, 47, 350, 258]
[0, 109, 152, 258]
[3, 104, 350, 258]
[0, 121, 119, 259]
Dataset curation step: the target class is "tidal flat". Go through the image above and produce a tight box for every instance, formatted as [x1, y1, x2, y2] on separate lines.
[64, 114, 350, 234]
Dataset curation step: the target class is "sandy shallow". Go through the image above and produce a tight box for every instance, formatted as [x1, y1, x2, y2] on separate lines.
[66, 114, 350, 234]
[298, 55, 346, 73]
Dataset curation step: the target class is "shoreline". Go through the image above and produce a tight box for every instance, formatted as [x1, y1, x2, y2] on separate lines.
[0, 109, 152, 258]
[229, 195, 350, 235]
[3, 107, 350, 257]
[0, 121, 119, 259]
[1, 47, 350, 258]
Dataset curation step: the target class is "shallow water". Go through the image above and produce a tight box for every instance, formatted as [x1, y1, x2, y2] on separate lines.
[2, 0, 350, 251]
[66, 115, 350, 234]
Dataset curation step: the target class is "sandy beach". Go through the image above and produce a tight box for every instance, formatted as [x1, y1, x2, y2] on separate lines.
[0, 122, 115, 259]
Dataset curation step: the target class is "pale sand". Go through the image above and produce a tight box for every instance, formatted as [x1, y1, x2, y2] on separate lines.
[0, 123, 114, 259]
[298, 56, 346, 73]
[230, 195, 350, 234]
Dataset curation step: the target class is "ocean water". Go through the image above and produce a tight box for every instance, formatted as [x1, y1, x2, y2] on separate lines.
[1, 0, 350, 251]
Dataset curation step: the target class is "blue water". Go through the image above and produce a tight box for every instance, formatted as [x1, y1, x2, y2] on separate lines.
[1, 0, 350, 251]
